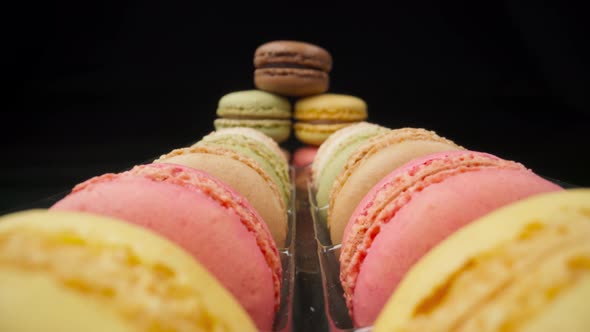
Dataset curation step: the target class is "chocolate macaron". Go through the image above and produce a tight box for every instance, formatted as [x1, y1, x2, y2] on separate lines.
[254, 40, 332, 97]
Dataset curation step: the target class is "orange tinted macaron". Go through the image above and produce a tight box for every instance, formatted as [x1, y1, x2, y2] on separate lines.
[254, 40, 333, 97]
[294, 93, 368, 146]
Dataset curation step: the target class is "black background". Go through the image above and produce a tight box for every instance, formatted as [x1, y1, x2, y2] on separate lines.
[7, 1, 590, 213]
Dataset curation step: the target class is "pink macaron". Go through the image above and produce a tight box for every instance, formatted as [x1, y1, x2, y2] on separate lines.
[292, 146, 319, 168]
[339, 150, 562, 327]
[51, 163, 281, 330]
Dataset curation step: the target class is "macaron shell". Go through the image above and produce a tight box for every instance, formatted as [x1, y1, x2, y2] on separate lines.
[329, 139, 460, 244]
[520, 277, 590, 332]
[0, 268, 133, 332]
[373, 189, 590, 332]
[197, 128, 291, 206]
[216, 89, 292, 119]
[351, 168, 562, 326]
[312, 122, 389, 188]
[294, 94, 368, 122]
[52, 174, 277, 330]
[0, 209, 257, 332]
[294, 122, 353, 146]
[254, 40, 333, 72]
[214, 118, 291, 143]
[255, 68, 329, 96]
[156, 147, 288, 248]
[292, 146, 318, 168]
[313, 123, 390, 211]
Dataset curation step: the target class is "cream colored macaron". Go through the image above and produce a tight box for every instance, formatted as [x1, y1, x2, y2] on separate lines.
[0, 209, 257, 332]
[328, 127, 461, 244]
[374, 189, 590, 332]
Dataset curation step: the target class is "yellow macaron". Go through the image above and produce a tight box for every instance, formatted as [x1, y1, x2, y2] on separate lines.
[0, 209, 257, 332]
[294, 93, 368, 146]
[373, 189, 590, 332]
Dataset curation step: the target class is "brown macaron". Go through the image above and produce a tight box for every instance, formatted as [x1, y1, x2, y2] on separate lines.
[254, 40, 332, 97]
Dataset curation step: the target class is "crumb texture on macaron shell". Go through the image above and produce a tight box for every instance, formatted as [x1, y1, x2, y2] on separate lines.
[0, 210, 258, 332]
[156, 146, 288, 248]
[373, 189, 590, 332]
[328, 128, 462, 244]
[340, 153, 525, 315]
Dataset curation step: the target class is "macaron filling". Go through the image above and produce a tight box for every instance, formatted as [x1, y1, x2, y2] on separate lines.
[257, 62, 326, 71]
[0, 227, 227, 331]
[256, 67, 328, 79]
[340, 153, 524, 316]
[404, 219, 590, 331]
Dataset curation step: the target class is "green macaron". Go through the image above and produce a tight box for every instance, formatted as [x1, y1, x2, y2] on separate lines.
[215, 90, 292, 143]
[312, 122, 390, 212]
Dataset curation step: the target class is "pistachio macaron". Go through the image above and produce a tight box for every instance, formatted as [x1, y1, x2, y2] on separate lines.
[214, 90, 292, 143]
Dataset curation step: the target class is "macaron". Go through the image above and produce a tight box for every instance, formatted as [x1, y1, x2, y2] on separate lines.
[292, 146, 319, 191]
[311, 122, 390, 213]
[51, 163, 281, 330]
[156, 145, 288, 248]
[328, 127, 461, 244]
[0, 209, 257, 332]
[373, 189, 590, 332]
[254, 40, 332, 97]
[196, 127, 291, 207]
[294, 93, 369, 146]
[292, 146, 319, 168]
[214, 89, 292, 143]
[340, 150, 563, 326]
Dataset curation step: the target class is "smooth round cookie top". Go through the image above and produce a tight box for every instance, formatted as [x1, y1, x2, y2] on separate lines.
[295, 93, 368, 121]
[216, 89, 292, 119]
[254, 40, 333, 72]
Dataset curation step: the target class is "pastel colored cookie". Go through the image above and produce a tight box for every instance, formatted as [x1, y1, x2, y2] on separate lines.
[292, 146, 319, 168]
[214, 90, 292, 143]
[254, 40, 332, 96]
[51, 163, 281, 330]
[293, 122, 351, 146]
[340, 150, 563, 327]
[214, 119, 291, 144]
[292, 146, 318, 190]
[311, 122, 389, 213]
[328, 127, 461, 244]
[373, 189, 590, 332]
[294, 93, 369, 146]
[156, 145, 288, 248]
[196, 127, 291, 206]
[0, 209, 257, 332]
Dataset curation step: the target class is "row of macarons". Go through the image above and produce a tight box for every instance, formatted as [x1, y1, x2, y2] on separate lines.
[0, 127, 294, 331]
[216, 40, 369, 146]
[301, 121, 590, 329]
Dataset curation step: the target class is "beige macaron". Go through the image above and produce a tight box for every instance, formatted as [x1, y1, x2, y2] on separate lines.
[328, 128, 462, 244]
[156, 145, 288, 248]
